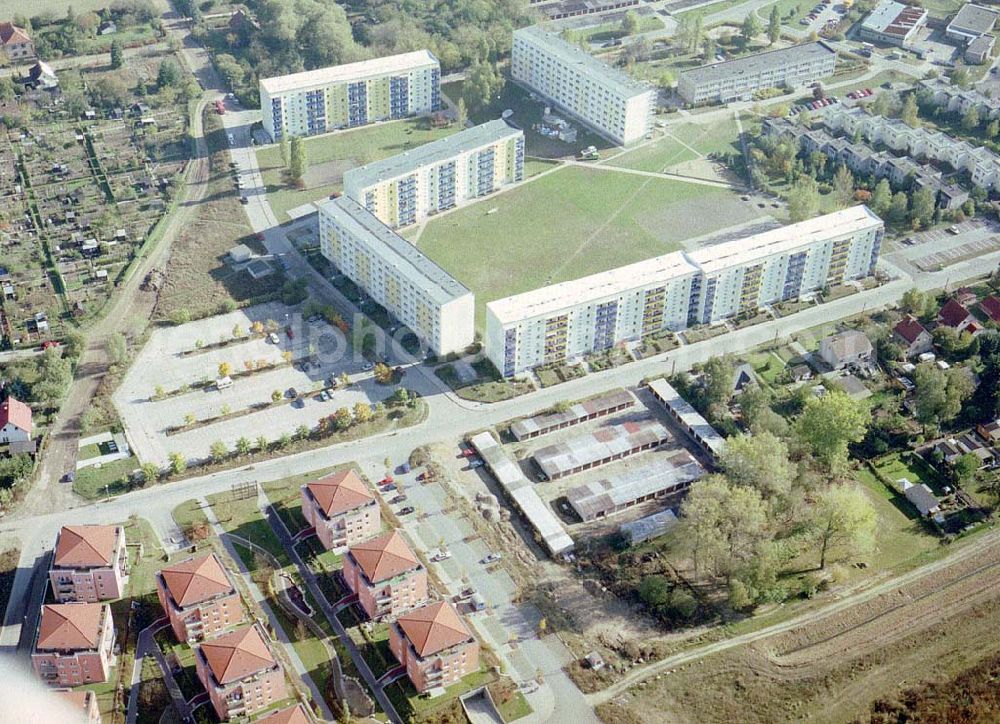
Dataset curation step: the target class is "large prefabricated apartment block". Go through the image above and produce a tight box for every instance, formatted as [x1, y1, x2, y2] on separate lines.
[486, 206, 884, 376]
[343, 119, 525, 229]
[317, 195, 475, 356]
[678, 41, 837, 104]
[260, 50, 440, 140]
[511, 25, 655, 145]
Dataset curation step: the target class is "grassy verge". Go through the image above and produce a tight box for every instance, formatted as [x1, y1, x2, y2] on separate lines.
[72, 456, 139, 499]
[0, 546, 20, 621]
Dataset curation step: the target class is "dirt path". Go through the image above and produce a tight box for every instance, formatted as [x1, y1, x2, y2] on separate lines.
[588, 528, 1000, 710]
[16, 99, 213, 519]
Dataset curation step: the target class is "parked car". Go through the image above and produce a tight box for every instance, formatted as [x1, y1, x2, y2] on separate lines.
[469, 460, 484, 469]
[62, 472, 75, 483]
[459, 586, 476, 599]
[481, 553, 502, 565]
[431, 549, 452, 562]
[286, 387, 298, 398]
[398, 506, 415, 516]
[361, 362, 374, 371]
[240, 196, 248, 205]
[390, 494, 408, 504]
[268, 332, 280, 344]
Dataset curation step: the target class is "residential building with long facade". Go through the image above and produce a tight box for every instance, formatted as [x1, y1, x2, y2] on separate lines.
[300, 469, 380, 552]
[156, 553, 243, 643]
[32, 603, 116, 687]
[49, 525, 128, 603]
[512, 25, 655, 145]
[343, 530, 428, 620]
[389, 601, 479, 693]
[486, 207, 884, 376]
[678, 41, 837, 104]
[343, 120, 525, 228]
[194, 624, 287, 720]
[260, 50, 440, 140]
[318, 196, 474, 355]
[485, 251, 701, 377]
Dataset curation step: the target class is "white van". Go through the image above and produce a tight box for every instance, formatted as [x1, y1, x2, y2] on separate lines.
[215, 376, 233, 390]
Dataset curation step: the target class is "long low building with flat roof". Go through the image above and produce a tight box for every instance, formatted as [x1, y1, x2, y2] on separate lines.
[566, 452, 705, 522]
[647, 377, 726, 462]
[486, 206, 884, 376]
[260, 50, 440, 140]
[510, 389, 635, 441]
[469, 431, 574, 556]
[343, 120, 524, 229]
[532, 419, 671, 480]
[512, 25, 655, 145]
[946, 3, 999, 45]
[858, 0, 927, 47]
[318, 196, 474, 355]
[678, 41, 837, 104]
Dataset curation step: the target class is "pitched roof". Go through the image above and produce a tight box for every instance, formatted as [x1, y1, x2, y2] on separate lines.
[348, 530, 419, 584]
[37, 603, 105, 651]
[981, 295, 1000, 323]
[894, 315, 929, 344]
[53, 525, 119, 568]
[198, 625, 276, 685]
[822, 329, 874, 361]
[0, 22, 31, 46]
[396, 601, 473, 657]
[938, 298, 973, 328]
[159, 554, 234, 607]
[0, 396, 32, 434]
[305, 469, 373, 517]
[256, 703, 312, 724]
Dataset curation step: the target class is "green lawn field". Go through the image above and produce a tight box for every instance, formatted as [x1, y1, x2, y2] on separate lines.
[417, 164, 763, 329]
[0, 0, 169, 16]
[604, 117, 741, 173]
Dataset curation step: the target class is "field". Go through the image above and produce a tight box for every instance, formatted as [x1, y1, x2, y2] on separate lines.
[0, 0, 166, 15]
[416, 165, 763, 328]
[603, 118, 742, 173]
[255, 117, 462, 222]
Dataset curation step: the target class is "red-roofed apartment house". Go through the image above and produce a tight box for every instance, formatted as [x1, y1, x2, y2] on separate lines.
[937, 298, 981, 335]
[256, 703, 312, 724]
[194, 624, 287, 720]
[980, 295, 1000, 325]
[389, 601, 479, 693]
[343, 530, 427, 620]
[49, 525, 128, 602]
[0, 22, 35, 63]
[157, 553, 243, 642]
[300, 469, 380, 551]
[0, 396, 32, 443]
[32, 603, 116, 686]
[893, 315, 934, 359]
[54, 689, 102, 724]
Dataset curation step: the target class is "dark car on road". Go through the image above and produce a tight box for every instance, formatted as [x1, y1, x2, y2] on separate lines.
[390, 494, 408, 504]
[398, 506, 415, 516]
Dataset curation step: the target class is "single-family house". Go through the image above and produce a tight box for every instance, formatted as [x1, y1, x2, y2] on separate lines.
[0, 396, 32, 443]
[894, 316, 934, 359]
[900, 479, 940, 517]
[979, 295, 1000, 324]
[976, 419, 1000, 445]
[819, 330, 874, 370]
[937, 298, 979, 334]
[0, 22, 34, 63]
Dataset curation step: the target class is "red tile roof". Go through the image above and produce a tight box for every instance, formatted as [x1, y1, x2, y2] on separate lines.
[199, 625, 276, 685]
[256, 703, 312, 724]
[37, 603, 105, 651]
[348, 530, 419, 584]
[981, 295, 1000, 323]
[160, 554, 233, 607]
[0, 396, 32, 434]
[938, 298, 973, 328]
[53, 525, 120, 568]
[305, 469, 373, 517]
[396, 601, 473, 657]
[894, 315, 928, 344]
[0, 22, 31, 46]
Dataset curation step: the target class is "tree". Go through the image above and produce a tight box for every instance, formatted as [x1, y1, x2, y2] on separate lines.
[953, 452, 980, 487]
[794, 391, 870, 473]
[210, 440, 228, 461]
[463, 60, 503, 114]
[978, 333, 1000, 420]
[295, 424, 310, 440]
[184, 413, 196, 427]
[702, 355, 735, 414]
[168, 453, 186, 475]
[901, 287, 931, 318]
[235, 437, 252, 455]
[106, 332, 128, 366]
[832, 165, 854, 209]
[109, 39, 124, 69]
[909, 186, 936, 228]
[808, 484, 877, 569]
[888, 191, 909, 225]
[256, 435, 268, 451]
[279, 135, 290, 167]
[901, 93, 919, 127]
[637, 575, 670, 610]
[353, 402, 373, 423]
[289, 136, 306, 184]
[788, 176, 820, 222]
[271, 389, 282, 403]
[218, 362, 232, 378]
[987, 120, 999, 140]
[870, 178, 893, 218]
[720, 432, 794, 499]
[333, 407, 353, 430]
[622, 9, 640, 35]
[141, 462, 159, 483]
[741, 13, 762, 46]
[767, 5, 781, 44]
[455, 97, 467, 127]
[338, 371, 350, 388]
[913, 362, 973, 428]
[962, 105, 981, 132]
[157, 59, 180, 89]
[373, 362, 393, 384]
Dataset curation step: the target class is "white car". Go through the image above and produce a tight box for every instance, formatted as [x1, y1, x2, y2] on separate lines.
[430, 549, 452, 562]
[481, 553, 502, 565]
[268, 332, 280, 344]
[362, 362, 374, 371]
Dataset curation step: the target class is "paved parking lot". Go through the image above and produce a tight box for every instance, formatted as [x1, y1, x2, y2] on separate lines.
[116, 302, 394, 465]
[913, 235, 1000, 271]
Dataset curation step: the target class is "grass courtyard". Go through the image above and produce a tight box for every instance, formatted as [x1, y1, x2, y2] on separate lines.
[603, 117, 742, 173]
[416, 164, 765, 329]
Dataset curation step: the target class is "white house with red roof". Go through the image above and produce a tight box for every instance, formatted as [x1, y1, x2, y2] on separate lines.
[300, 469, 380, 551]
[194, 624, 287, 720]
[156, 553, 243, 642]
[937, 298, 982, 336]
[893, 315, 934, 359]
[49, 525, 128, 602]
[0, 22, 34, 63]
[0, 396, 32, 444]
[389, 601, 479, 693]
[980, 295, 1000, 325]
[343, 530, 428, 620]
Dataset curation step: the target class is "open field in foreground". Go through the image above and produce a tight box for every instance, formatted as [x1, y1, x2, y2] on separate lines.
[604, 117, 742, 173]
[417, 164, 764, 328]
